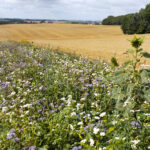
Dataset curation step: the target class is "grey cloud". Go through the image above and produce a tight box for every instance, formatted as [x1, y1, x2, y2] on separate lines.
[0, 0, 150, 20]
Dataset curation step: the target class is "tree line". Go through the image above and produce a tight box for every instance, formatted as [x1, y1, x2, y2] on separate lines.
[0, 19, 26, 25]
[0, 19, 54, 25]
[102, 4, 150, 34]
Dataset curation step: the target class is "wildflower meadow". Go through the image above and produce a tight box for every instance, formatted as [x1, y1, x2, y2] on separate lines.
[0, 36, 150, 150]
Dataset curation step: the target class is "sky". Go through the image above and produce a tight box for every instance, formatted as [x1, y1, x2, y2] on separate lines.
[0, 0, 150, 21]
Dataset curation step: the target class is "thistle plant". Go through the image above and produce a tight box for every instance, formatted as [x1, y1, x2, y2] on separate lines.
[126, 35, 150, 71]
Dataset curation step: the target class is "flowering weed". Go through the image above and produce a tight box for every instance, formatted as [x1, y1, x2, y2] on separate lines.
[0, 39, 149, 149]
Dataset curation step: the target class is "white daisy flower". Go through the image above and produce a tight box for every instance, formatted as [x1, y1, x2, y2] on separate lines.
[100, 112, 106, 117]
[100, 132, 105, 136]
[93, 127, 100, 134]
[90, 138, 94, 146]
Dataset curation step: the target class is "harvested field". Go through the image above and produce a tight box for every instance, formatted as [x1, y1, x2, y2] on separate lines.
[0, 23, 150, 64]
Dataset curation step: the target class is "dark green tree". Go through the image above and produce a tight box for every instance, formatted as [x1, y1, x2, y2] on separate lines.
[103, 3, 150, 34]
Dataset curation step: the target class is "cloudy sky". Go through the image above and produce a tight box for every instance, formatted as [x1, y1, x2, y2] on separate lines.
[0, 0, 149, 20]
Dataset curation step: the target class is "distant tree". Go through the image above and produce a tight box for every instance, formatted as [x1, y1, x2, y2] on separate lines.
[103, 3, 150, 34]
[129, 13, 141, 34]
[102, 15, 125, 25]
[121, 14, 133, 34]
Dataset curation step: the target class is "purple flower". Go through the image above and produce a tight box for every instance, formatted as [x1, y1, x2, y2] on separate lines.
[55, 105, 58, 108]
[72, 146, 78, 150]
[85, 92, 89, 96]
[14, 137, 20, 142]
[94, 80, 99, 84]
[10, 128, 15, 133]
[82, 87, 87, 90]
[49, 110, 54, 113]
[28, 78, 33, 81]
[21, 63, 27, 68]
[7, 128, 16, 139]
[61, 103, 64, 106]
[18, 128, 24, 132]
[72, 146, 82, 150]
[7, 133, 16, 139]
[1, 82, 9, 89]
[101, 84, 105, 88]
[28, 146, 36, 150]
[131, 121, 141, 128]
[84, 126, 89, 132]
[85, 84, 93, 87]
[106, 140, 110, 144]
[79, 78, 85, 83]
[1, 59, 6, 62]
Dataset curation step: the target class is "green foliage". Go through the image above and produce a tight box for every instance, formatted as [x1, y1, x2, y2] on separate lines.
[130, 36, 144, 49]
[102, 3, 150, 34]
[111, 57, 119, 67]
[121, 4, 150, 34]
[102, 15, 125, 25]
[125, 36, 150, 72]
[141, 52, 150, 58]
[0, 40, 149, 149]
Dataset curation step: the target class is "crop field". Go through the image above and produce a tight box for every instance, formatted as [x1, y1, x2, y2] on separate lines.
[0, 24, 150, 64]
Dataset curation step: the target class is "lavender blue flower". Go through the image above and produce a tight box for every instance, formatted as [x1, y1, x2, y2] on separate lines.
[7, 133, 16, 139]
[84, 126, 89, 132]
[72, 146, 79, 150]
[1, 59, 6, 62]
[131, 121, 141, 128]
[55, 105, 58, 108]
[85, 84, 93, 87]
[10, 128, 15, 133]
[14, 137, 20, 142]
[1, 82, 9, 89]
[28, 146, 36, 150]
[82, 87, 87, 90]
[18, 128, 24, 132]
[101, 84, 105, 88]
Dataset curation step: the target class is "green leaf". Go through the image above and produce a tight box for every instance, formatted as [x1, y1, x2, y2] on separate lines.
[144, 89, 150, 102]
[141, 52, 150, 58]
[137, 48, 143, 52]
[140, 70, 149, 83]
[111, 57, 119, 67]
[124, 60, 133, 67]
[127, 84, 135, 96]
[108, 127, 115, 133]
[127, 49, 136, 54]
[111, 87, 125, 100]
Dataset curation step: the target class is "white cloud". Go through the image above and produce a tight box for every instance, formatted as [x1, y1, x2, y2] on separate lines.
[0, 0, 150, 20]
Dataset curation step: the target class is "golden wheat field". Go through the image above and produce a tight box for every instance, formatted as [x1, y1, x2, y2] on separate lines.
[0, 23, 150, 64]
